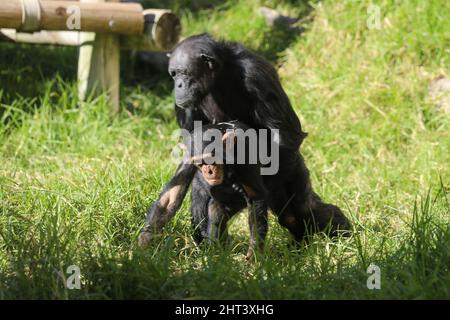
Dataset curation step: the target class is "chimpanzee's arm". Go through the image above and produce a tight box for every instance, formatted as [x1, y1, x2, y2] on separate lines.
[138, 105, 208, 247]
[138, 162, 196, 247]
[232, 165, 269, 259]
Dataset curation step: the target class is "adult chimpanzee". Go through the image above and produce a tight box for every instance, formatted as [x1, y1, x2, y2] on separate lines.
[138, 33, 350, 247]
[184, 121, 269, 259]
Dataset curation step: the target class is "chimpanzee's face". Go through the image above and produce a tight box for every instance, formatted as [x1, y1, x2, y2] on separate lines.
[186, 134, 225, 186]
[168, 40, 219, 108]
[198, 164, 224, 186]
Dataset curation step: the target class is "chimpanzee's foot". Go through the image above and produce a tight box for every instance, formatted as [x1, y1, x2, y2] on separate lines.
[245, 249, 254, 261]
[137, 230, 153, 247]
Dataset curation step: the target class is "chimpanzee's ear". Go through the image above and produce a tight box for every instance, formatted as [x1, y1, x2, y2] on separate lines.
[200, 53, 216, 70]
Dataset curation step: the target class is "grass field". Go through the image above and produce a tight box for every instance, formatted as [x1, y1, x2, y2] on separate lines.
[0, 0, 449, 299]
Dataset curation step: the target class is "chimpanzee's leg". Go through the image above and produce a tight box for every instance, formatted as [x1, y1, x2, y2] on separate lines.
[206, 200, 230, 242]
[272, 189, 307, 242]
[203, 194, 247, 244]
[138, 162, 197, 247]
[246, 199, 268, 260]
[191, 174, 211, 243]
[279, 151, 351, 240]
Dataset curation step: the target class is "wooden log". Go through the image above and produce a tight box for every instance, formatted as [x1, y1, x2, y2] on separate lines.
[1, 9, 181, 51]
[0, 29, 84, 46]
[0, 1, 23, 30]
[0, 0, 144, 34]
[121, 9, 181, 51]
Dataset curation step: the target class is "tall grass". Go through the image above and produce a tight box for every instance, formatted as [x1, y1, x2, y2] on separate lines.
[0, 0, 448, 299]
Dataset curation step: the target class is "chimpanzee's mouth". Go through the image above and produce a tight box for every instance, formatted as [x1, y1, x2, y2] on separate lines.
[200, 164, 224, 185]
[205, 178, 222, 186]
[175, 99, 191, 108]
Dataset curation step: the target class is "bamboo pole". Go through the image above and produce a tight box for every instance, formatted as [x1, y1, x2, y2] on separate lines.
[0, 0, 144, 34]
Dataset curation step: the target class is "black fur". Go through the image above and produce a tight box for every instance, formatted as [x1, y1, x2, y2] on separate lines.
[138, 34, 350, 248]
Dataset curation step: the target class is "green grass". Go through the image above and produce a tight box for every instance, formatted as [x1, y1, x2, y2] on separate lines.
[0, 0, 449, 299]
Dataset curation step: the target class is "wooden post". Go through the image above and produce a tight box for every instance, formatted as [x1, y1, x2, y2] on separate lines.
[77, 0, 120, 112]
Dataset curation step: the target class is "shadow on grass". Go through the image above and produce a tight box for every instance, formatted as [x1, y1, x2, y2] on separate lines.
[0, 43, 78, 104]
[255, 1, 316, 62]
[138, 0, 228, 12]
[1, 225, 448, 299]
[1, 183, 448, 299]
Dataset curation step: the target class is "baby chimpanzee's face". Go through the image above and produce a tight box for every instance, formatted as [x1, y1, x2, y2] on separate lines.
[186, 123, 237, 187]
[199, 163, 224, 186]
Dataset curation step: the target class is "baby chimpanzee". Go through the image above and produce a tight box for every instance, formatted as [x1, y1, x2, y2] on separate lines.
[184, 121, 268, 259]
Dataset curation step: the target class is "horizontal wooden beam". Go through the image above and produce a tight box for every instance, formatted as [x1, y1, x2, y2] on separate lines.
[0, 8, 180, 50]
[0, 0, 145, 34]
[0, 28, 84, 45]
[0, 1, 22, 30]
